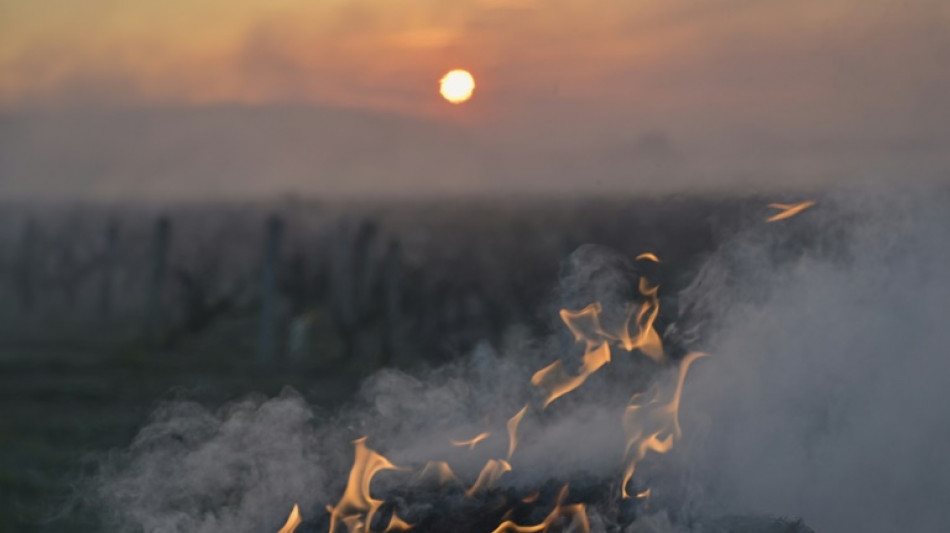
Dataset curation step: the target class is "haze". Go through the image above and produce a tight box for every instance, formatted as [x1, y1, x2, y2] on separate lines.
[1, 0, 948, 200]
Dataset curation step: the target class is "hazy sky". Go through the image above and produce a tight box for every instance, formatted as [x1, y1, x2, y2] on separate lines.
[1, 0, 948, 199]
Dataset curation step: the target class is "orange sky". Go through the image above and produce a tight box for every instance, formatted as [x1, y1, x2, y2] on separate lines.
[0, 0, 948, 198]
[2, 0, 944, 113]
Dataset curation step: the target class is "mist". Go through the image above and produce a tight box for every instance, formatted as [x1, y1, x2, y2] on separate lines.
[1, 104, 947, 202]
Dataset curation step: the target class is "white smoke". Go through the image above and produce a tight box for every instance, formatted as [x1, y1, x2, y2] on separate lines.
[92, 184, 950, 532]
[675, 185, 950, 533]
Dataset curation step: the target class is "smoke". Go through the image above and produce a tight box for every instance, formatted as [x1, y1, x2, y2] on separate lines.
[674, 186, 950, 532]
[93, 391, 329, 533]
[90, 184, 950, 532]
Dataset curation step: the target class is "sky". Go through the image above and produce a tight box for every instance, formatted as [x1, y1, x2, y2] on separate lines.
[1, 0, 948, 199]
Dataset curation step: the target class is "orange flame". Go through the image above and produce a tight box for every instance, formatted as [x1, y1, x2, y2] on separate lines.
[490, 485, 590, 533]
[276, 504, 302, 533]
[621, 352, 707, 498]
[507, 405, 529, 460]
[531, 341, 611, 407]
[451, 432, 491, 450]
[766, 201, 815, 222]
[418, 460, 459, 486]
[327, 437, 400, 533]
[533, 279, 668, 407]
[521, 492, 541, 504]
[465, 459, 512, 497]
[559, 303, 610, 345]
[615, 277, 664, 362]
[383, 512, 413, 532]
[635, 252, 661, 263]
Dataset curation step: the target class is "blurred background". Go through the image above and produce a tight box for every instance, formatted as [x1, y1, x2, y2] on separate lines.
[1, 1, 948, 531]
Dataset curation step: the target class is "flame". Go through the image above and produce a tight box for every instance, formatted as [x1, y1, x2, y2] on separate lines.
[531, 341, 611, 407]
[465, 459, 512, 496]
[276, 504, 302, 533]
[615, 277, 664, 362]
[559, 304, 610, 345]
[766, 201, 815, 222]
[490, 485, 590, 533]
[269, 257, 713, 530]
[506, 405, 529, 460]
[327, 437, 400, 533]
[521, 492, 540, 504]
[418, 460, 459, 485]
[620, 352, 707, 498]
[533, 278, 669, 406]
[451, 432, 491, 450]
[383, 512, 413, 532]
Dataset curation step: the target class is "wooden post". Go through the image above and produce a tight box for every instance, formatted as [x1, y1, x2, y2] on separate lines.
[258, 215, 283, 364]
[145, 216, 171, 339]
[99, 219, 119, 318]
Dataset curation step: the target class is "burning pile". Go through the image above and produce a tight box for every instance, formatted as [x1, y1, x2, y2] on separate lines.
[276, 252, 713, 533]
[91, 199, 825, 533]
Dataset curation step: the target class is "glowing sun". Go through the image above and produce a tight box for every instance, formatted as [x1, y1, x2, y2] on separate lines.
[439, 69, 475, 104]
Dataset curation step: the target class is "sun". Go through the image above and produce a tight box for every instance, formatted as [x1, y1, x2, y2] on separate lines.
[439, 69, 475, 104]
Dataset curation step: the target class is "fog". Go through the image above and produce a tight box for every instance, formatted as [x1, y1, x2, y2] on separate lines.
[1, 104, 947, 201]
[3, 1, 949, 200]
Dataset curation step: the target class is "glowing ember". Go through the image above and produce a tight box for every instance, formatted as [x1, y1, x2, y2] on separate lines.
[635, 252, 661, 263]
[766, 201, 816, 222]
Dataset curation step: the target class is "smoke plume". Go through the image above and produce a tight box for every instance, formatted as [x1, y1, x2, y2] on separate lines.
[91, 185, 950, 532]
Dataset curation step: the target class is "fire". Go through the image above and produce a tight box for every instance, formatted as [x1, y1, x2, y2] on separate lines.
[532, 274, 668, 407]
[383, 514, 413, 532]
[466, 459, 513, 497]
[506, 405, 529, 460]
[279, 249, 712, 531]
[451, 432, 491, 450]
[620, 352, 707, 498]
[521, 492, 541, 504]
[327, 437, 403, 533]
[419, 460, 459, 485]
[531, 341, 611, 408]
[766, 200, 815, 222]
[277, 504, 302, 533]
[615, 277, 664, 361]
[490, 485, 590, 533]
